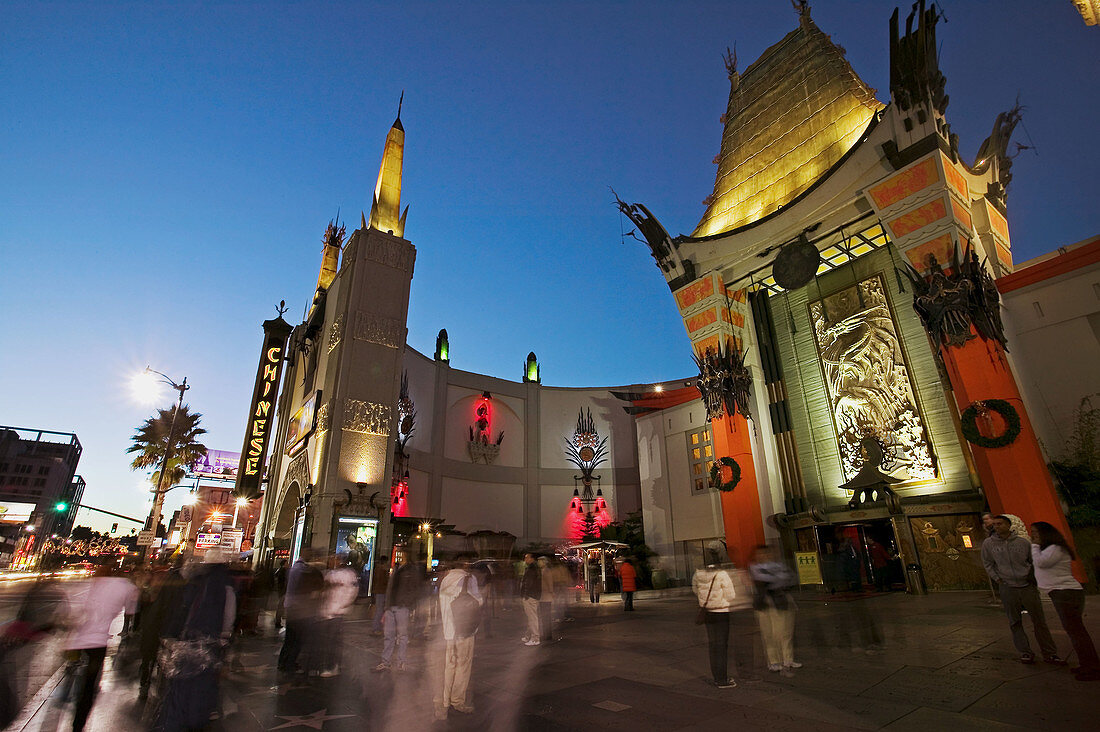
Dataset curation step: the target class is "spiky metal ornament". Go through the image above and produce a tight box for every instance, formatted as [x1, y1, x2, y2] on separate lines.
[565, 409, 609, 476]
[323, 219, 347, 250]
[693, 338, 752, 422]
[565, 409, 610, 524]
[395, 371, 416, 458]
[900, 246, 1007, 351]
[390, 371, 416, 513]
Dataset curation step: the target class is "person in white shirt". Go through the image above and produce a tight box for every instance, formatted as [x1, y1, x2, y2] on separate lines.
[318, 556, 359, 676]
[435, 554, 483, 720]
[65, 564, 139, 731]
[1030, 521, 1099, 681]
[692, 543, 751, 688]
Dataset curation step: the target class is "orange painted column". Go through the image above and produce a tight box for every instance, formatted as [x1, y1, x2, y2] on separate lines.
[710, 411, 765, 566]
[941, 329, 1082, 579]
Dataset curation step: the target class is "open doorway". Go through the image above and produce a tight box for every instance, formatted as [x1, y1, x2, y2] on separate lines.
[816, 519, 902, 593]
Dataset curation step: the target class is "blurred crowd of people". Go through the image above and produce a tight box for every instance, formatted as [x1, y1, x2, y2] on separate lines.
[2, 518, 1093, 731]
[0, 543, 617, 730]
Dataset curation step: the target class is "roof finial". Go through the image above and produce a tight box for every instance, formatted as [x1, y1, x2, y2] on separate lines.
[791, 0, 811, 27]
[723, 45, 738, 78]
[397, 90, 404, 121]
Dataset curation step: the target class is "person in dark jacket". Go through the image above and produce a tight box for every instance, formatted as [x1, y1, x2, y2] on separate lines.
[373, 549, 421, 671]
[749, 545, 801, 676]
[519, 553, 541, 645]
[138, 565, 186, 702]
[277, 550, 324, 674]
[152, 550, 237, 732]
[272, 559, 289, 630]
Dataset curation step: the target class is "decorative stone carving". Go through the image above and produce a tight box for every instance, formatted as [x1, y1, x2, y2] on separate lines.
[328, 314, 344, 353]
[353, 311, 403, 349]
[811, 274, 936, 483]
[364, 237, 415, 273]
[284, 451, 311, 495]
[467, 392, 504, 464]
[693, 338, 752, 421]
[467, 441, 501, 465]
[342, 399, 391, 436]
[316, 402, 330, 432]
[889, 3, 948, 116]
[611, 188, 696, 290]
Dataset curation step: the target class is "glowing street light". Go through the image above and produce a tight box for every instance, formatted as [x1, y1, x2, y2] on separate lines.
[139, 366, 189, 566]
[232, 496, 249, 528]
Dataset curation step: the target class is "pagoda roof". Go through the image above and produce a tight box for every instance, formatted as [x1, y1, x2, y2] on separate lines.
[692, 16, 883, 238]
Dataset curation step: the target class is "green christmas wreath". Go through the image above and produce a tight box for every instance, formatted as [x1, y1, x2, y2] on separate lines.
[960, 399, 1021, 449]
[709, 456, 742, 492]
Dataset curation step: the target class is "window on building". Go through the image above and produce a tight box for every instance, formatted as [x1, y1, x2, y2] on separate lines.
[33, 478, 45, 487]
[38, 466, 49, 475]
[687, 427, 714, 494]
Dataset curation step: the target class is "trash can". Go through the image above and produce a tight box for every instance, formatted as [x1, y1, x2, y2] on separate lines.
[905, 563, 926, 595]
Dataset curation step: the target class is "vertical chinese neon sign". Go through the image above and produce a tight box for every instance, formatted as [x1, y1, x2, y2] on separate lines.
[234, 312, 293, 499]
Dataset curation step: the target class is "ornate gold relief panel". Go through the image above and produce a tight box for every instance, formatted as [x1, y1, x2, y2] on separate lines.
[809, 275, 936, 483]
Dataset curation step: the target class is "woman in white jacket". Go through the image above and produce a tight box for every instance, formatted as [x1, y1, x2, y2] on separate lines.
[692, 544, 746, 688]
[1030, 521, 1099, 681]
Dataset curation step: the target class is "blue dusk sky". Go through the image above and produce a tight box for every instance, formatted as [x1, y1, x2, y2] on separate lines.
[2, 1, 1097, 532]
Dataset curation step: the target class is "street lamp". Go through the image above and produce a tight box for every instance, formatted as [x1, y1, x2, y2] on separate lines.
[141, 366, 188, 566]
[232, 496, 249, 528]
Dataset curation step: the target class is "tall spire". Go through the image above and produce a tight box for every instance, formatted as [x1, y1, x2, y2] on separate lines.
[368, 94, 407, 237]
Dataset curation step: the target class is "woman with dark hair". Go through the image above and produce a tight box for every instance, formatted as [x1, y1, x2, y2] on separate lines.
[1030, 521, 1099, 681]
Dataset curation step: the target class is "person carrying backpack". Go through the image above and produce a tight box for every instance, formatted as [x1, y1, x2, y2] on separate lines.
[435, 554, 483, 720]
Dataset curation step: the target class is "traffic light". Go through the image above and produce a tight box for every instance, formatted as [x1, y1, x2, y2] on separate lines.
[111, 523, 118, 533]
[54, 501, 68, 512]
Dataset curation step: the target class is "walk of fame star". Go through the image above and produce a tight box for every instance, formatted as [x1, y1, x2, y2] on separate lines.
[268, 708, 355, 730]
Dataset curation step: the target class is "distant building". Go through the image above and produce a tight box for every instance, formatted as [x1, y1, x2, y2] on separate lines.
[0, 426, 84, 566]
[998, 236, 1100, 458]
[165, 450, 264, 556]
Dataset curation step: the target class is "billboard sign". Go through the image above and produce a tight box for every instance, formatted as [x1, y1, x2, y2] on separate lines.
[285, 391, 320, 457]
[190, 450, 241, 478]
[0, 502, 36, 523]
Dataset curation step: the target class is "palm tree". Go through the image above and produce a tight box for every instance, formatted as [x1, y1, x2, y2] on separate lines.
[128, 405, 208, 488]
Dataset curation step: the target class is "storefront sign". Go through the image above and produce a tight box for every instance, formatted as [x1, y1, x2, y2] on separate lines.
[234, 315, 293, 499]
[196, 533, 221, 549]
[285, 391, 320, 457]
[795, 551, 823, 584]
[220, 529, 244, 552]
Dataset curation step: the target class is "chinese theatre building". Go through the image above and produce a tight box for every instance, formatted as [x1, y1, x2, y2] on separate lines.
[253, 110, 646, 575]
[617, 3, 1077, 591]
[254, 107, 416, 574]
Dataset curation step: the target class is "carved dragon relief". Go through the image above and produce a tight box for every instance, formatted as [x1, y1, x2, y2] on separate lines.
[810, 275, 936, 484]
[611, 188, 697, 291]
[971, 104, 1024, 209]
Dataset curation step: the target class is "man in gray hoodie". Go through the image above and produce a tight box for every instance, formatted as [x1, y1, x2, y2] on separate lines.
[981, 514, 1061, 664]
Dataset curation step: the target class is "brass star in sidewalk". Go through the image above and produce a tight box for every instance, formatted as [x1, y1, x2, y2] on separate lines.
[268, 708, 355, 730]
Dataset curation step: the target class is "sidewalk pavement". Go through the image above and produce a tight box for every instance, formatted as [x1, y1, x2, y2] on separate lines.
[8, 589, 1098, 731]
